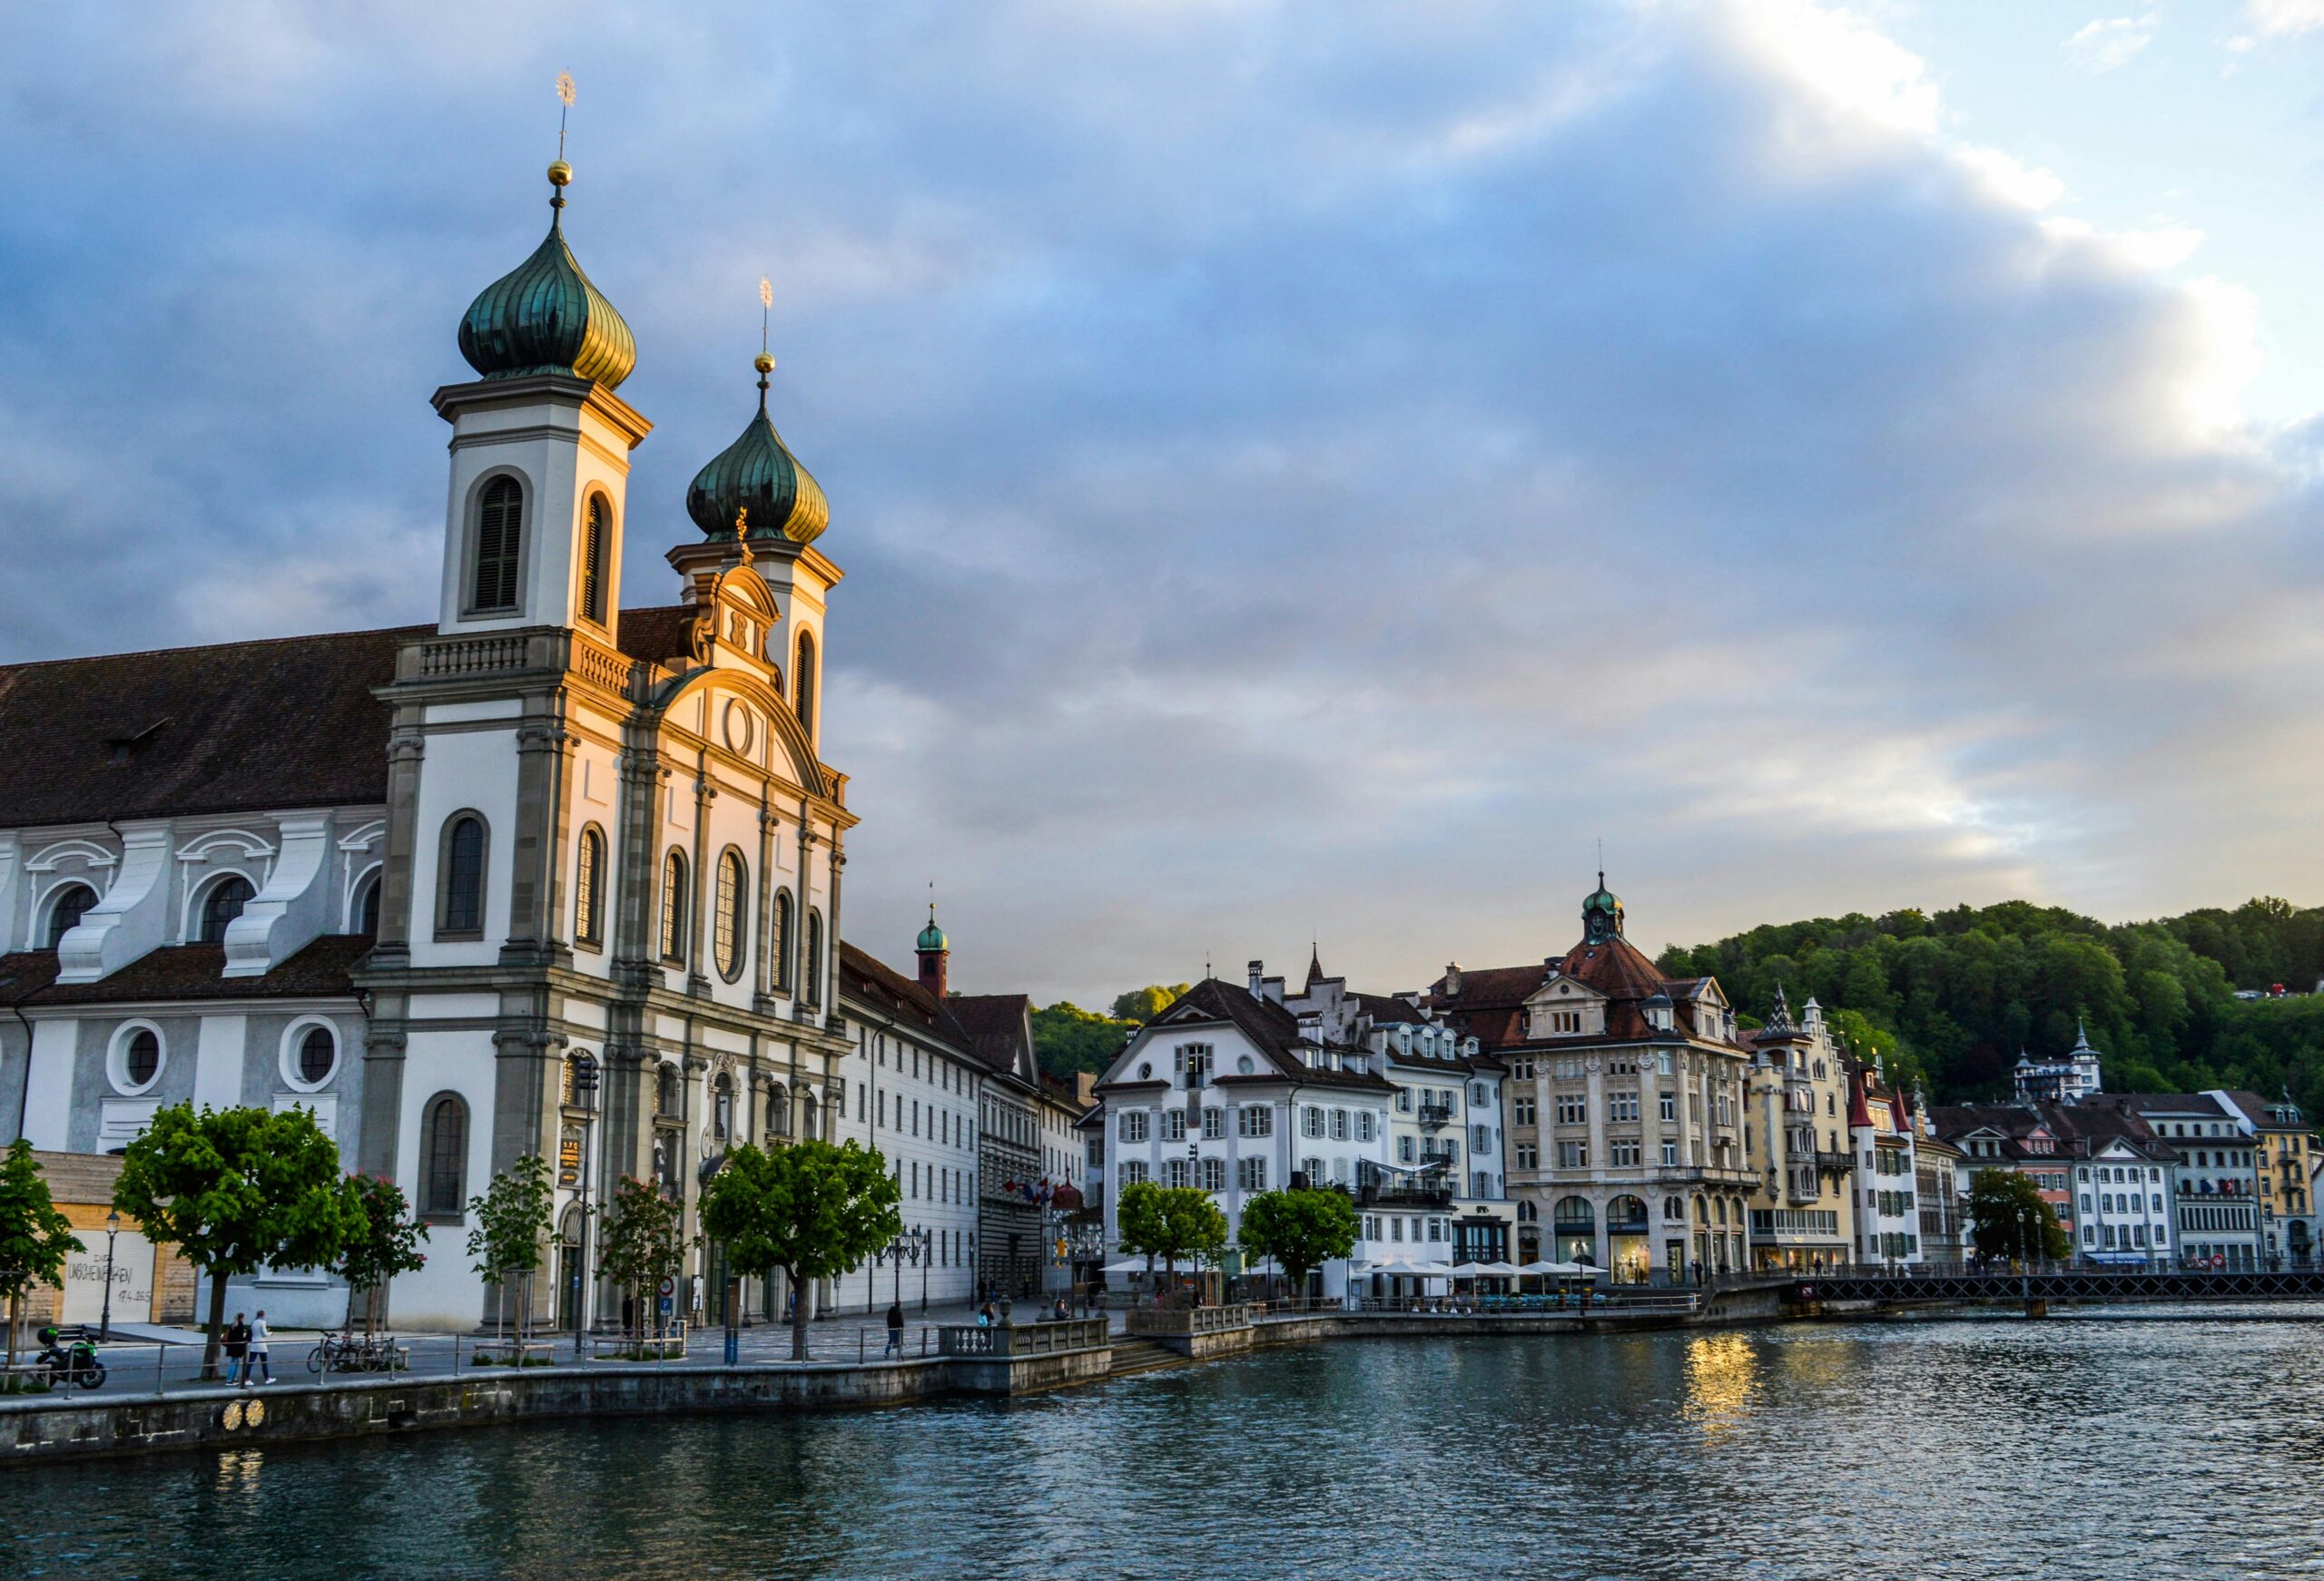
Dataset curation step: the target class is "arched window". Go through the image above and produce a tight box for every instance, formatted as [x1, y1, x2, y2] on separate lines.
[579, 494, 609, 624]
[804, 909, 823, 1005]
[438, 815, 487, 937]
[801, 1092, 820, 1142]
[713, 849, 747, 981]
[769, 1085, 792, 1138]
[471, 476, 523, 612]
[574, 826, 606, 948]
[196, 875, 254, 945]
[43, 883, 97, 950]
[423, 1095, 468, 1216]
[660, 849, 689, 964]
[793, 629, 816, 734]
[772, 889, 794, 992]
[353, 871, 381, 938]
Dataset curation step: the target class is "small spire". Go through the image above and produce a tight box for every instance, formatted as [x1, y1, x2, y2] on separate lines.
[755, 276, 776, 410]
[547, 72, 576, 218]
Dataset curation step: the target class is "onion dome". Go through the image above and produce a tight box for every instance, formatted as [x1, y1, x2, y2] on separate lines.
[1581, 870, 1624, 942]
[685, 354, 830, 545]
[457, 163, 636, 388]
[916, 904, 948, 955]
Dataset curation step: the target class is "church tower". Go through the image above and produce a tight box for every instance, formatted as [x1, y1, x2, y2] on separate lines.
[431, 159, 650, 643]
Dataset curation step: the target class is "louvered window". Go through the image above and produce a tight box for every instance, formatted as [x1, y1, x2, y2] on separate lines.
[472, 476, 523, 611]
[580, 495, 608, 624]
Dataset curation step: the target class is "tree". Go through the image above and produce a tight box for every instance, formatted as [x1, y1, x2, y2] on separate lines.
[1966, 1168, 2071, 1262]
[113, 1104, 354, 1379]
[597, 1175, 691, 1347]
[1030, 1001, 1141, 1078]
[1108, 985, 1192, 1023]
[335, 1173, 428, 1337]
[1115, 1181, 1227, 1284]
[699, 1139, 901, 1360]
[467, 1154, 555, 1344]
[0, 1141, 82, 1380]
[1236, 1188, 1358, 1301]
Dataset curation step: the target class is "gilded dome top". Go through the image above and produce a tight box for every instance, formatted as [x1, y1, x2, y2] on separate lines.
[684, 361, 829, 545]
[457, 166, 636, 389]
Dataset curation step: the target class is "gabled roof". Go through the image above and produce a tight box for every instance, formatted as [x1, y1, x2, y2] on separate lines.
[950, 992, 1037, 1082]
[1108, 978, 1393, 1093]
[838, 940, 970, 1049]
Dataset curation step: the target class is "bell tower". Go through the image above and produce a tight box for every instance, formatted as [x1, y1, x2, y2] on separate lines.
[432, 157, 649, 642]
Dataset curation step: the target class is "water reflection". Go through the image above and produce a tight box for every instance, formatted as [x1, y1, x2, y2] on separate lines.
[1680, 1332, 1758, 1440]
[7, 1316, 2324, 1580]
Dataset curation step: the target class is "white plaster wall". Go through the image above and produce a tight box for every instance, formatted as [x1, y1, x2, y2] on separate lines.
[20, 1019, 76, 1149]
[191, 1015, 248, 1112]
[390, 1025, 497, 1329]
[408, 727, 519, 969]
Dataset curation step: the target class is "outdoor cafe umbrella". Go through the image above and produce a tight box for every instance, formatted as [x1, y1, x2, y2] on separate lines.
[1099, 1260, 1156, 1274]
[1517, 1260, 1590, 1275]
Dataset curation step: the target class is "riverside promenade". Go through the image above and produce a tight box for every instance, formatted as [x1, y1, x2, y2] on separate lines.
[0, 1283, 1781, 1468]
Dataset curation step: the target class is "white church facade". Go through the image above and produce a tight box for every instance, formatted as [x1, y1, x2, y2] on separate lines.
[0, 154, 1032, 1331]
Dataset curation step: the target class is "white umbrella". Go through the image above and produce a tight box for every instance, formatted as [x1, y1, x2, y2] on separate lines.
[1476, 1261, 1523, 1277]
[1100, 1259, 1156, 1274]
[1446, 1262, 1494, 1278]
[1518, 1260, 1589, 1275]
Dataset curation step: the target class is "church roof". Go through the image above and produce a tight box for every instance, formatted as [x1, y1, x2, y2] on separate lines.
[0, 934, 373, 1008]
[0, 624, 426, 829]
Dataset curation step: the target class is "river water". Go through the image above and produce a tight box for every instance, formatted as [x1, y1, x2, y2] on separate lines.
[7, 1311, 2323, 1581]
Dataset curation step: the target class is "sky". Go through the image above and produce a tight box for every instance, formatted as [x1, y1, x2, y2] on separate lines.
[4, 1, 2324, 1008]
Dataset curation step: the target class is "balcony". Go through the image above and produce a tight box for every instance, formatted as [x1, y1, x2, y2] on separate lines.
[1655, 1164, 1758, 1187]
[1359, 1181, 1456, 1210]
[1418, 1102, 1456, 1130]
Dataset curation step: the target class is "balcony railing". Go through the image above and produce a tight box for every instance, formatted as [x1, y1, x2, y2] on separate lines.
[1655, 1164, 1758, 1187]
[1418, 1103, 1456, 1129]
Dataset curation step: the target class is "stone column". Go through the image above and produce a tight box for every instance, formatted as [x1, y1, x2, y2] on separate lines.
[369, 718, 426, 967]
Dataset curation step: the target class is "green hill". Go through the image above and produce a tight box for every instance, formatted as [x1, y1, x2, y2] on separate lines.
[1658, 898, 2324, 1111]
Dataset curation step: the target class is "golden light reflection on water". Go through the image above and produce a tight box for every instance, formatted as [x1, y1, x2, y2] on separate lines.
[1681, 1333, 1758, 1440]
[215, 1448, 263, 1492]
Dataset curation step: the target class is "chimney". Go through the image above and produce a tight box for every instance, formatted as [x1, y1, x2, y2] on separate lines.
[1248, 958, 1265, 997]
[1445, 960, 1463, 997]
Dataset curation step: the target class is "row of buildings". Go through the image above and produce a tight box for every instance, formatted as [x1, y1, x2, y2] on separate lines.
[1088, 882, 2320, 1291]
[0, 152, 1088, 1335]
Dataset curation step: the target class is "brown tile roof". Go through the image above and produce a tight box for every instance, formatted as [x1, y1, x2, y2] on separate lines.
[950, 993, 1035, 1077]
[0, 624, 428, 829]
[0, 934, 372, 1007]
[838, 940, 966, 1045]
[1427, 933, 1718, 1048]
[615, 604, 698, 664]
[1147, 978, 1394, 1092]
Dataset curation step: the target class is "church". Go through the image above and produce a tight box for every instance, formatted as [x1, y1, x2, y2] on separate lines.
[0, 152, 1081, 1331]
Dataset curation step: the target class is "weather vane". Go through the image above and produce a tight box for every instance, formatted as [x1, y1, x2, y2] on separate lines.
[556, 72, 576, 160]
[760, 275, 774, 356]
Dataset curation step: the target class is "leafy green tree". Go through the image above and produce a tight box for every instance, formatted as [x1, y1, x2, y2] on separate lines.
[1965, 1168, 2070, 1262]
[597, 1175, 692, 1345]
[1109, 985, 1192, 1023]
[113, 1104, 355, 1379]
[466, 1154, 554, 1344]
[1116, 1181, 1227, 1283]
[1030, 1001, 1141, 1078]
[1236, 1188, 1358, 1301]
[700, 1139, 901, 1360]
[336, 1173, 428, 1337]
[0, 1141, 82, 1380]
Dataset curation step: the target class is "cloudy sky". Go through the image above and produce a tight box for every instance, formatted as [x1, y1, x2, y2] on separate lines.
[4, 1, 2322, 1005]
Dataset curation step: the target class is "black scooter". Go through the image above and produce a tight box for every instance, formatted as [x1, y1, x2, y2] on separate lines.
[34, 1326, 105, 1390]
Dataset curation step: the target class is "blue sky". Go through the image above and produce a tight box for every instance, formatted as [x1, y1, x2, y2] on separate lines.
[4, 2, 2322, 1010]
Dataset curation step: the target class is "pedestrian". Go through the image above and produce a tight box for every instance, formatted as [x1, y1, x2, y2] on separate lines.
[222, 1312, 250, 1386]
[884, 1301, 904, 1357]
[979, 1301, 997, 1327]
[244, 1309, 273, 1386]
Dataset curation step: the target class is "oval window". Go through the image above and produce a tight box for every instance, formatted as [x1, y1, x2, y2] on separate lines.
[297, 1026, 337, 1085]
[1237, 1055, 1256, 1075]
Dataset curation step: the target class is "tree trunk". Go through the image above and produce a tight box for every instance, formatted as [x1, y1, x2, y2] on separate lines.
[787, 1266, 809, 1360]
[202, 1272, 229, 1380]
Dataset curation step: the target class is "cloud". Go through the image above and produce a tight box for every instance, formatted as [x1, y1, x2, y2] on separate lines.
[2063, 14, 2160, 74]
[2245, 0, 2324, 37]
[0, 1, 2315, 1005]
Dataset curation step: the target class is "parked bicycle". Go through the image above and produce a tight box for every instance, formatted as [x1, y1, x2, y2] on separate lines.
[306, 1330, 407, 1375]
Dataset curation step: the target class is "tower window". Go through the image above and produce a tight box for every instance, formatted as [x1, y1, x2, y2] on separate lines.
[660, 849, 689, 964]
[793, 630, 816, 736]
[714, 848, 747, 982]
[44, 883, 98, 949]
[471, 476, 523, 613]
[574, 826, 606, 947]
[773, 889, 793, 992]
[438, 814, 487, 937]
[580, 495, 609, 624]
[804, 909, 824, 1006]
[196, 875, 254, 945]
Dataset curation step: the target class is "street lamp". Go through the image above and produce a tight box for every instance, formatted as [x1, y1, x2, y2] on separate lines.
[914, 1225, 932, 1314]
[571, 1055, 599, 1358]
[100, 1209, 121, 1341]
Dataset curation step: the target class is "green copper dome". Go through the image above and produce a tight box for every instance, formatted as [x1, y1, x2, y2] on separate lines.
[458, 168, 636, 389]
[916, 906, 947, 955]
[685, 359, 829, 545]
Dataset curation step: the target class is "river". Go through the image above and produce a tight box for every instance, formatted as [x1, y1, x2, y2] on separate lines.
[6, 1311, 2322, 1580]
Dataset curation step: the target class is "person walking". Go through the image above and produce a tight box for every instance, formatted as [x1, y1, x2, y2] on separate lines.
[883, 1301, 905, 1357]
[244, 1309, 273, 1387]
[222, 1313, 250, 1386]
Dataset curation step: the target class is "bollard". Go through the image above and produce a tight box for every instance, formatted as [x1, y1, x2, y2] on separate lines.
[154, 1341, 166, 1397]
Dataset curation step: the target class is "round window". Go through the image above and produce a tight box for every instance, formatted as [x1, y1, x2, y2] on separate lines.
[1237, 1055, 1256, 1075]
[1137, 1062, 1152, 1080]
[113, 1025, 163, 1094]
[297, 1025, 337, 1085]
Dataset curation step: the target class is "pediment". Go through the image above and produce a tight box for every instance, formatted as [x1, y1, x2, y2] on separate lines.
[1525, 974, 1605, 1007]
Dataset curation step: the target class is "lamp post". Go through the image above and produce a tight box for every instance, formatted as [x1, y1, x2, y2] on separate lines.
[571, 1055, 599, 1358]
[100, 1209, 121, 1341]
[914, 1225, 932, 1314]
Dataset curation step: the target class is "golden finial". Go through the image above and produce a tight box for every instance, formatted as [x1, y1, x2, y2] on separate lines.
[734, 506, 749, 539]
[548, 73, 576, 192]
[756, 276, 776, 373]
